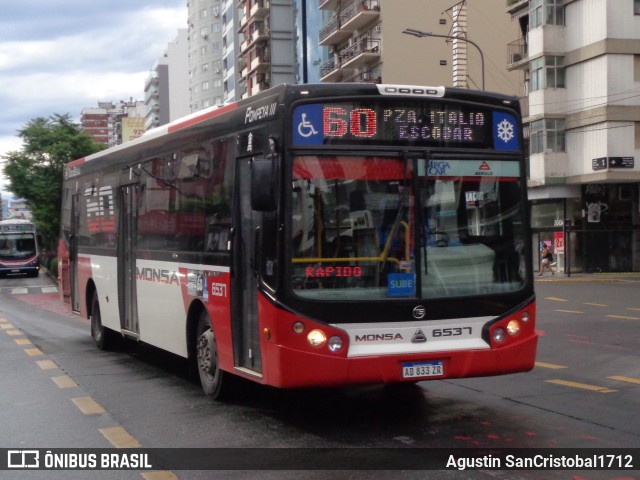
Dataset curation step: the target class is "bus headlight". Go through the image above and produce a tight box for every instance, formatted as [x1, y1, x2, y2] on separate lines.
[521, 311, 530, 323]
[493, 327, 506, 343]
[293, 322, 305, 334]
[307, 329, 326, 348]
[327, 336, 343, 352]
[507, 320, 520, 336]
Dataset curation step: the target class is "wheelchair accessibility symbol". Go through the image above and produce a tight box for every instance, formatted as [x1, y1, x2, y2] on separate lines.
[298, 113, 318, 137]
[293, 105, 323, 145]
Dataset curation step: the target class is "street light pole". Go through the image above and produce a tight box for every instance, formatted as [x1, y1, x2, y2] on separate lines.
[403, 28, 485, 91]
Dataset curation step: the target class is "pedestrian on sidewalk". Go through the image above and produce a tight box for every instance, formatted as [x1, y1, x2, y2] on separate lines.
[539, 246, 555, 276]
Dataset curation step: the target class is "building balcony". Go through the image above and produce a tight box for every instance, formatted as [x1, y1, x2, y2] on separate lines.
[240, 37, 250, 53]
[319, 16, 351, 46]
[319, 1, 380, 46]
[340, 0, 380, 32]
[507, 37, 528, 70]
[343, 67, 381, 83]
[239, 14, 247, 31]
[251, 26, 269, 43]
[249, 75, 271, 96]
[239, 82, 249, 99]
[319, 57, 344, 82]
[249, 53, 270, 73]
[240, 25, 269, 53]
[319, 0, 339, 9]
[250, 0, 269, 19]
[506, 0, 529, 16]
[339, 38, 381, 69]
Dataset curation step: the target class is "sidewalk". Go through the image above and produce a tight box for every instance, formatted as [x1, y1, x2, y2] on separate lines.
[535, 271, 640, 282]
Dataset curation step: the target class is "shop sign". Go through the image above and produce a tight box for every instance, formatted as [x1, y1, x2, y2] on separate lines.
[554, 232, 564, 254]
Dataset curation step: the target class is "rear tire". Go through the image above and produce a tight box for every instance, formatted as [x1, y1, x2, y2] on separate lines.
[196, 311, 231, 400]
[91, 291, 117, 350]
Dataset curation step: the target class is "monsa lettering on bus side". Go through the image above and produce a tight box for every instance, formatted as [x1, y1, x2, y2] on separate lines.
[136, 267, 180, 285]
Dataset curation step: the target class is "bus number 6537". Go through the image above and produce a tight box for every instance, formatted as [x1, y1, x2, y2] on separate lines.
[432, 327, 472, 337]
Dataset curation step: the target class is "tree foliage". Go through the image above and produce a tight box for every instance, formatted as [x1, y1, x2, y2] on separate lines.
[2, 114, 103, 250]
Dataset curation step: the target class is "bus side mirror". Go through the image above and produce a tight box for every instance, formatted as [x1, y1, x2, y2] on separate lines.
[251, 158, 276, 211]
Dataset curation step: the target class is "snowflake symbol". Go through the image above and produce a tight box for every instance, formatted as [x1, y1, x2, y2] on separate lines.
[497, 119, 514, 143]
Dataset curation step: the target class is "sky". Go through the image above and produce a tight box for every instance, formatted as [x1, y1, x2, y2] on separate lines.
[0, 0, 188, 197]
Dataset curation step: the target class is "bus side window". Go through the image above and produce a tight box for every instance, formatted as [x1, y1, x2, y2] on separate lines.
[205, 223, 230, 252]
[179, 149, 212, 179]
[204, 138, 233, 253]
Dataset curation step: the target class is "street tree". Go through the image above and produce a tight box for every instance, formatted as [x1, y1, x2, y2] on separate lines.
[1, 114, 103, 251]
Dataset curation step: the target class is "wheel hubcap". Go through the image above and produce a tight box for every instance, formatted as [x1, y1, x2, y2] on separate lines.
[197, 329, 215, 376]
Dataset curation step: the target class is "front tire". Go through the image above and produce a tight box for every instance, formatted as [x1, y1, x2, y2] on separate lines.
[196, 311, 231, 400]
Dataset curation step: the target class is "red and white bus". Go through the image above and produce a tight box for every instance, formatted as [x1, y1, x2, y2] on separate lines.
[58, 83, 537, 399]
[0, 219, 40, 277]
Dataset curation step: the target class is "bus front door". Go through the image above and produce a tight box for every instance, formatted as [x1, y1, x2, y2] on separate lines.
[117, 184, 139, 336]
[231, 157, 262, 374]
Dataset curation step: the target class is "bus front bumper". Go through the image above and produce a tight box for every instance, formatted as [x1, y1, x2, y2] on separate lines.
[260, 333, 538, 389]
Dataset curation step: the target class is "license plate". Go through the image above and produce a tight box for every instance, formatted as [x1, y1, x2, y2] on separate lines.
[402, 361, 444, 379]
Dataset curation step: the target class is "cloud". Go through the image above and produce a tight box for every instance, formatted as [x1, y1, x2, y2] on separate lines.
[0, 1, 187, 196]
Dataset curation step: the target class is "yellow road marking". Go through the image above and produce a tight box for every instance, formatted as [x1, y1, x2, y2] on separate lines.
[24, 347, 43, 356]
[546, 379, 617, 393]
[36, 360, 58, 370]
[545, 297, 568, 302]
[535, 361, 567, 369]
[0, 317, 7, 322]
[1, 323, 14, 329]
[554, 309, 585, 314]
[627, 307, 640, 311]
[51, 375, 78, 389]
[99, 426, 141, 448]
[142, 472, 180, 480]
[606, 314, 640, 321]
[583, 302, 607, 307]
[15, 338, 32, 345]
[7, 330, 22, 336]
[608, 375, 640, 385]
[72, 397, 106, 415]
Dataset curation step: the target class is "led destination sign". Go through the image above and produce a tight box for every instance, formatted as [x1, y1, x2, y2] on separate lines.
[292, 102, 519, 150]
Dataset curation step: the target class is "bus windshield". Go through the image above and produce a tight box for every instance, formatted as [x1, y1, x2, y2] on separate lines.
[289, 155, 527, 300]
[0, 233, 37, 261]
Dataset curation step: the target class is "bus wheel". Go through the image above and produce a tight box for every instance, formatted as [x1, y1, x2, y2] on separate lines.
[90, 292, 116, 350]
[196, 311, 228, 399]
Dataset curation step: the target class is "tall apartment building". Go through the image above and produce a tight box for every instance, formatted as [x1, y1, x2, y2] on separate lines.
[507, 0, 640, 273]
[144, 29, 190, 130]
[188, 0, 228, 110]
[236, 0, 300, 99]
[80, 104, 110, 146]
[188, 0, 320, 106]
[222, 0, 240, 101]
[318, 0, 522, 94]
[80, 100, 146, 148]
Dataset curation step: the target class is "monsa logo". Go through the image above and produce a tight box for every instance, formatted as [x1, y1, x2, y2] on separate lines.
[355, 333, 403, 342]
[136, 267, 180, 285]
